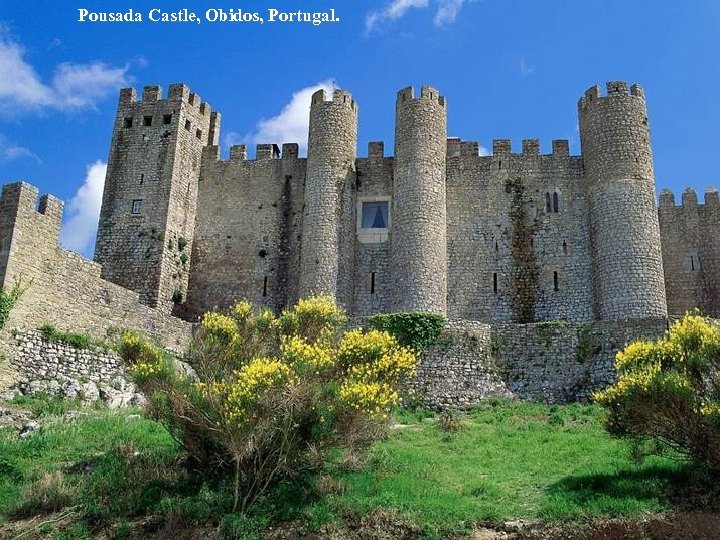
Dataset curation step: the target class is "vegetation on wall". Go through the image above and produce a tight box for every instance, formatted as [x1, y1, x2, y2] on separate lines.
[37, 324, 101, 350]
[367, 312, 448, 353]
[595, 313, 720, 471]
[0, 276, 29, 331]
[507, 177, 539, 324]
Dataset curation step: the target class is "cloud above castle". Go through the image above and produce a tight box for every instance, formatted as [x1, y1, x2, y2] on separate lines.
[224, 79, 336, 156]
[60, 161, 106, 256]
[365, 0, 469, 33]
[0, 25, 130, 116]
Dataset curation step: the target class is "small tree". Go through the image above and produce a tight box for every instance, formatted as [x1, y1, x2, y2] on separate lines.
[595, 313, 720, 470]
[117, 296, 417, 511]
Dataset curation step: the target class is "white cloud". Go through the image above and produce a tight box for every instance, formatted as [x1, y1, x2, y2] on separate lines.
[226, 80, 336, 157]
[366, 0, 429, 32]
[434, 0, 466, 25]
[0, 27, 130, 116]
[0, 134, 40, 163]
[366, 0, 470, 32]
[60, 160, 106, 256]
[478, 145, 490, 156]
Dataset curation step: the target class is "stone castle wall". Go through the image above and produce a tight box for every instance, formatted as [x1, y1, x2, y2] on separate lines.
[0, 182, 192, 354]
[410, 317, 668, 407]
[659, 188, 720, 318]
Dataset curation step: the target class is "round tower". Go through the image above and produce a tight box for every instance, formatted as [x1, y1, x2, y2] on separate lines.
[391, 86, 448, 314]
[578, 81, 667, 320]
[299, 89, 358, 302]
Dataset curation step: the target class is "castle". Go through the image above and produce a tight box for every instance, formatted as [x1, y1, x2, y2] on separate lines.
[91, 80, 718, 323]
[0, 79, 717, 404]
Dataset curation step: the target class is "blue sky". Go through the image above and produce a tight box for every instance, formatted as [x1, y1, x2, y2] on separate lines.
[1, 1, 719, 256]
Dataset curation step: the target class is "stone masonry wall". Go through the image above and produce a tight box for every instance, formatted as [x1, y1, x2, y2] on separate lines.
[659, 188, 720, 318]
[410, 318, 668, 408]
[0, 182, 192, 354]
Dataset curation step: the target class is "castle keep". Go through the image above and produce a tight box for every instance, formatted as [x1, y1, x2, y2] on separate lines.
[0, 80, 718, 405]
[91, 80, 718, 322]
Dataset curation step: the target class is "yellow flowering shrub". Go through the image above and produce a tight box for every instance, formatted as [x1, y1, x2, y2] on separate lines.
[595, 313, 720, 471]
[339, 381, 400, 418]
[118, 296, 418, 511]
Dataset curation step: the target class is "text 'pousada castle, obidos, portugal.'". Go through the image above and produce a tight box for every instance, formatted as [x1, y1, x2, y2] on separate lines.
[90, 80, 719, 323]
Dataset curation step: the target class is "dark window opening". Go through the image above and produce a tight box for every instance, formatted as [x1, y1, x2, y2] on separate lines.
[370, 272, 376, 294]
[691, 256, 696, 271]
[494, 241, 499, 252]
[131, 199, 142, 215]
[545, 192, 552, 213]
[123, 117, 133, 128]
[530, 237, 534, 248]
[196, 128, 202, 140]
[163, 114, 172, 125]
[562, 240, 568, 255]
[184, 119, 191, 131]
[553, 192, 559, 213]
[361, 201, 389, 229]
[143, 115, 153, 127]
[263, 276, 268, 297]
[553, 271, 559, 291]
[493, 273, 498, 293]
[498, 160, 502, 169]
[140, 174, 144, 185]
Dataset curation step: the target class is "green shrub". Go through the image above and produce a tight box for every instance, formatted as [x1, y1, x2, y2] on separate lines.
[0, 275, 29, 330]
[595, 313, 720, 471]
[177, 236, 188, 252]
[118, 296, 418, 512]
[367, 312, 447, 353]
[39, 324, 92, 349]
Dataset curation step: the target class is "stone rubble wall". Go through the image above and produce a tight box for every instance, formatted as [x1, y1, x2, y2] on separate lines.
[410, 318, 668, 408]
[6, 331, 142, 408]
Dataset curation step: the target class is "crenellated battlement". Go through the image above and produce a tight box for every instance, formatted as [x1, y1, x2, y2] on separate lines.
[0, 182, 64, 231]
[118, 83, 214, 118]
[490, 138, 573, 157]
[579, 81, 645, 108]
[659, 187, 720, 209]
[396, 86, 445, 108]
[311, 88, 357, 111]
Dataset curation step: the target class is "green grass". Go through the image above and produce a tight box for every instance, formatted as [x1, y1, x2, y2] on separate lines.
[320, 400, 699, 535]
[0, 399, 714, 538]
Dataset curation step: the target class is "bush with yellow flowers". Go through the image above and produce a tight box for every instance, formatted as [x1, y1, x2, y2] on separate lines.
[595, 312, 720, 471]
[117, 295, 417, 511]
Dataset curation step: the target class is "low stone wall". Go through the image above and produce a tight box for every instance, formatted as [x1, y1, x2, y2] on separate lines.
[406, 320, 513, 408]
[6, 330, 142, 408]
[494, 318, 668, 403]
[409, 318, 669, 407]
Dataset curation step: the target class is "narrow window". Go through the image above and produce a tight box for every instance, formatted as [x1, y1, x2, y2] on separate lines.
[184, 119, 191, 131]
[123, 117, 133, 128]
[262, 276, 268, 297]
[545, 193, 552, 213]
[140, 173, 144, 185]
[530, 237, 534, 248]
[553, 192, 560, 213]
[131, 199, 143, 215]
[691, 256, 696, 271]
[494, 241, 499, 252]
[498, 160, 502, 170]
[493, 273, 498, 293]
[553, 271, 559, 291]
[143, 115, 153, 127]
[562, 240, 568, 255]
[163, 114, 173, 125]
[370, 272, 376, 294]
[196, 128, 203, 140]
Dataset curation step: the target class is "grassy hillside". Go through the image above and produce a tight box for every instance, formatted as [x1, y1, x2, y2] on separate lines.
[0, 397, 716, 539]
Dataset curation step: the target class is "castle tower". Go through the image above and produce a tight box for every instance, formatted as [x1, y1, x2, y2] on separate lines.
[578, 81, 667, 320]
[298, 89, 358, 303]
[94, 84, 220, 314]
[391, 86, 448, 314]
